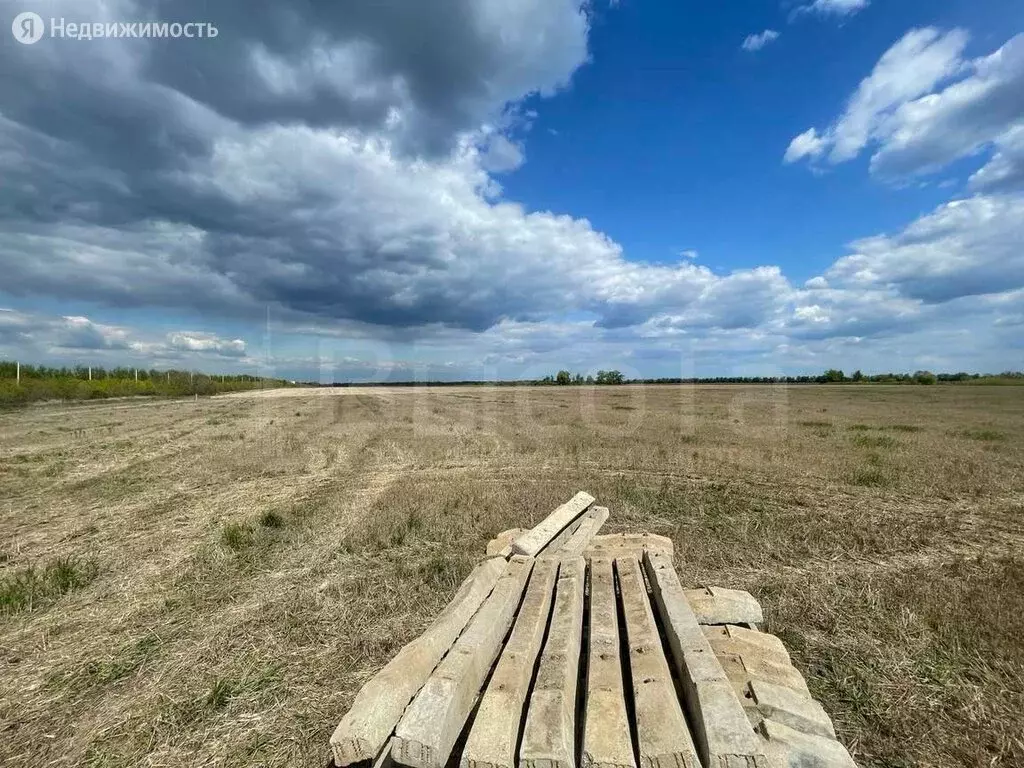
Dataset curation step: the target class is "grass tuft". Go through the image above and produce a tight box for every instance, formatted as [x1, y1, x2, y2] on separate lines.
[258, 510, 285, 529]
[851, 433, 898, 449]
[220, 522, 254, 551]
[204, 679, 236, 710]
[960, 428, 1005, 442]
[850, 466, 892, 487]
[0, 555, 99, 616]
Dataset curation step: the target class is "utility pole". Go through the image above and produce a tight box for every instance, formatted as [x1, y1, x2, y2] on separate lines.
[134, 368, 138, 382]
[88, 366, 92, 381]
[15, 361, 19, 385]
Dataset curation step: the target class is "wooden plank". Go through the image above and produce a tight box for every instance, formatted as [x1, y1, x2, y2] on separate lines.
[642, 550, 768, 768]
[460, 559, 559, 768]
[512, 492, 595, 556]
[392, 557, 534, 768]
[616, 556, 700, 768]
[550, 506, 609, 558]
[581, 556, 636, 768]
[519, 557, 586, 768]
[331, 558, 507, 767]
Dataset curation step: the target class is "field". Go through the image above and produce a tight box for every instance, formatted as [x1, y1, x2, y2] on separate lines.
[1, 385, 1022, 767]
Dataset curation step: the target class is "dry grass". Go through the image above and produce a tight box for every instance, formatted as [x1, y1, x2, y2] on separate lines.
[0, 384, 1022, 767]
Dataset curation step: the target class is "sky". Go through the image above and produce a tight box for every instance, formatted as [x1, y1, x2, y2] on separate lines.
[1, 0, 1023, 382]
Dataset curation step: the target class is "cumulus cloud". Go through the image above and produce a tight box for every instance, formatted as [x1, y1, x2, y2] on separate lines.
[0, 0, 791, 340]
[742, 30, 780, 52]
[167, 332, 247, 357]
[0, 309, 253, 365]
[826, 195, 1024, 302]
[786, 28, 1024, 189]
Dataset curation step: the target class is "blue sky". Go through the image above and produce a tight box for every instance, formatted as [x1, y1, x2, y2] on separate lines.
[1, 0, 1023, 381]
[507, 0, 1022, 276]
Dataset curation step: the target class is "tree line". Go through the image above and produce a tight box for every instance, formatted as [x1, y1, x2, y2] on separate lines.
[540, 370, 626, 385]
[0, 361, 294, 407]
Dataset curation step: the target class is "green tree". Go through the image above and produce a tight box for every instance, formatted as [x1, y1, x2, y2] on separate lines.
[913, 370, 937, 385]
[851, 369, 863, 382]
[823, 369, 845, 383]
[556, 370, 571, 385]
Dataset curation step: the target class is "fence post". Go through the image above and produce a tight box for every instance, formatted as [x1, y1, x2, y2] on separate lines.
[88, 366, 92, 381]
[16, 361, 19, 385]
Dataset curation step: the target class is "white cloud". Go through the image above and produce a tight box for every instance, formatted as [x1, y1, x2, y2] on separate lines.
[826, 195, 1024, 302]
[167, 332, 247, 357]
[786, 29, 1024, 190]
[784, 128, 827, 163]
[742, 30, 780, 52]
[970, 125, 1024, 192]
[792, 0, 869, 19]
[0, 309, 254, 366]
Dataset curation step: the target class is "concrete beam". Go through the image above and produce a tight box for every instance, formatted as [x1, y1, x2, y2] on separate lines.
[392, 557, 533, 768]
[331, 558, 507, 767]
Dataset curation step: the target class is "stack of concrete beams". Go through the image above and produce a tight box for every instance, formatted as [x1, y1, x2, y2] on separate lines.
[329, 492, 858, 768]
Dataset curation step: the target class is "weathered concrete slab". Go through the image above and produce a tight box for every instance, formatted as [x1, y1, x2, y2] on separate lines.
[520, 558, 586, 768]
[540, 505, 609, 559]
[392, 557, 534, 768]
[757, 719, 856, 768]
[485, 528, 525, 557]
[718, 652, 810, 695]
[582, 556, 636, 768]
[642, 551, 768, 768]
[617, 556, 700, 768]
[460, 560, 559, 768]
[512, 492, 596, 557]
[585, 533, 674, 561]
[703, 625, 791, 665]
[331, 558, 507, 767]
[684, 587, 763, 626]
[743, 679, 836, 740]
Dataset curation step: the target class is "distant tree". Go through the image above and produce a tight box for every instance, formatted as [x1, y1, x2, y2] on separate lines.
[851, 369, 863, 382]
[573, 373, 584, 384]
[556, 370, 571, 385]
[823, 369, 845, 383]
[585, 374, 594, 384]
[913, 370, 937, 385]
[595, 370, 607, 384]
[602, 370, 624, 385]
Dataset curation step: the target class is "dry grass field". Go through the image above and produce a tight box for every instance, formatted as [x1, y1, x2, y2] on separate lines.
[1, 384, 1022, 768]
